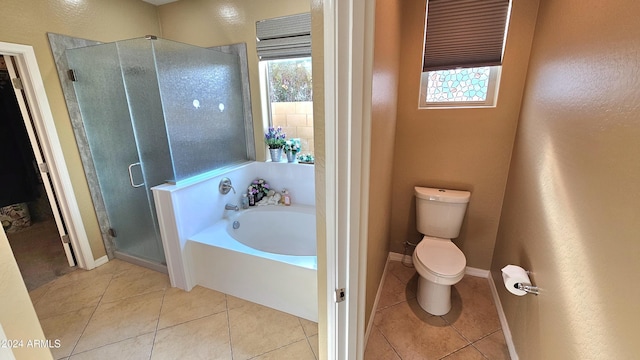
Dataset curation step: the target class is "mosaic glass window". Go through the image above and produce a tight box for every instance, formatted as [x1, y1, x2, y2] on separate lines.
[425, 67, 491, 103]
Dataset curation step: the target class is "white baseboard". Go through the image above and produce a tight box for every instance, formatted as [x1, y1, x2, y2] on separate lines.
[465, 266, 490, 278]
[488, 272, 519, 360]
[388, 251, 411, 263]
[93, 255, 109, 267]
[363, 253, 393, 348]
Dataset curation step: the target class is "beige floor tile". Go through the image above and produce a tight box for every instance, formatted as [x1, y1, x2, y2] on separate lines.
[299, 318, 318, 337]
[69, 333, 154, 360]
[374, 299, 469, 360]
[73, 290, 163, 354]
[34, 273, 112, 319]
[377, 271, 416, 310]
[365, 262, 507, 360]
[473, 330, 510, 360]
[49, 261, 118, 288]
[364, 326, 401, 360]
[443, 276, 501, 342]
[441, 345, 487, 360]
[251, 339, 316, 360]
[111, 259, 145, 275]
[101, 266, 169, 303]
[39, 306, 94, 359]
[226, 294, 253, 311]
[28, 282, 52, 305]
[229, 301, 306, 360]
[151, 312, 231, 360]
[387, 260, 417, 284]
[308, 334, 319, 359]
[158, 286, 226, 329]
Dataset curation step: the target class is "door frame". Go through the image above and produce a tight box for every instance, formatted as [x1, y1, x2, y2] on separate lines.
[3, 54, 74, 267]
[0, 41, 96, 270]
[323, 0, 374, 358]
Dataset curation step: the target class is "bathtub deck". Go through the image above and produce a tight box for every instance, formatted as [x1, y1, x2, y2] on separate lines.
[188, 222, 318, 322]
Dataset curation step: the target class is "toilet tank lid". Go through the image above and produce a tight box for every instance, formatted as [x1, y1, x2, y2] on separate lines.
[414, 187, 470, 203]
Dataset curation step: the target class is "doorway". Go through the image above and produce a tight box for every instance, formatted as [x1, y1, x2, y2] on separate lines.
[0, 55, 76, 291]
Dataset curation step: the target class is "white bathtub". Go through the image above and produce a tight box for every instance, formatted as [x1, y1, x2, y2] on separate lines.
[228, 205, 316, 256]
[187, 204, 318, 321]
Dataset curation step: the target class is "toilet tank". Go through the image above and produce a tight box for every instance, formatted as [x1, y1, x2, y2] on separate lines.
[415, 187, 470, 239]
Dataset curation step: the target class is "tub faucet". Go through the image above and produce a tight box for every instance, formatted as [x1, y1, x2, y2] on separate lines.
[225, 203, 239, 211]
[219, 178, 236, 194]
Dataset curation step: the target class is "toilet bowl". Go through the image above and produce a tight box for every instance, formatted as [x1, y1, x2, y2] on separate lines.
[413, 186, 470, 315]
[412, 236, 466, 315]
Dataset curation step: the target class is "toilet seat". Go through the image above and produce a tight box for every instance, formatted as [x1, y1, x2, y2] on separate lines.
[413, 236, 466, 285]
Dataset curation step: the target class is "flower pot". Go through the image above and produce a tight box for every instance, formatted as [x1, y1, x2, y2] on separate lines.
[269, 148, 283, 162]
[286, 151, 297, 163]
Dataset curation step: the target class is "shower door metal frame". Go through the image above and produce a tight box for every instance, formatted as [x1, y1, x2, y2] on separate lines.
[48, 33, 117, 261]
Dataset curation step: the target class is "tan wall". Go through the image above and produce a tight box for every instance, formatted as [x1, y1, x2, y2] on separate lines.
[491, 0, 640, 358]
[0, 228, 53, 360]
[388, 0, 540, 269]
[0, 0, 162, 260]
[157, 0, 310, 162]
[364, 0, 401, 328]
[271, 101, 315, 154]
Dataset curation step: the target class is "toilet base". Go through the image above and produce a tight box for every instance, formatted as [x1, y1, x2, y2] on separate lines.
[416, 276, 452, 316]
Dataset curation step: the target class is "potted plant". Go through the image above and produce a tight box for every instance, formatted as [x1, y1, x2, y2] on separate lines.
[297, 153, 314, 164]
[284, 139, 301, 163]
[265, 127, 286, 162]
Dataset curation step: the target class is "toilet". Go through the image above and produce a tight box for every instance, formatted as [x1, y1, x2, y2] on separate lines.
[412, 186, 470, 315]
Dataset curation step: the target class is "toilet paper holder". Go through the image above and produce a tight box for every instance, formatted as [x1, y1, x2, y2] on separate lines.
[515, 282, 539, 295]
[502, 265, 540, 296]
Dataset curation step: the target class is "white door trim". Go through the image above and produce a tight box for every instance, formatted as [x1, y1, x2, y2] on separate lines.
[0, 41, 95, 270]
[3, 55, 75, 267]
[323, 0, 374, 358]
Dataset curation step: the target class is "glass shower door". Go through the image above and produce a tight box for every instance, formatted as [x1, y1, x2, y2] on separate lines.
[153, 39, 247, 181]
[67, 43, 165, 264]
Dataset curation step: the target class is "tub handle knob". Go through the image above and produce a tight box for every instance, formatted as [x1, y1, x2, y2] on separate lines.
[219, 177, 236, 195]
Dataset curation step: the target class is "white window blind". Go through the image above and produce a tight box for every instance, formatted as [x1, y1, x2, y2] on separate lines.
[256, 13, 311, 61]
[422, 0, 511, 72]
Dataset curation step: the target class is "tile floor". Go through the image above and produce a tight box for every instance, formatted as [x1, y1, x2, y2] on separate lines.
[29, 259, 318, 360]
[29, 257, 507, 360]
[364, 260, 510, 360]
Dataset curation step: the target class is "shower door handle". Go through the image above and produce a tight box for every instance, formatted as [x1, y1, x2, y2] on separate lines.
[127, 162, 145, 188]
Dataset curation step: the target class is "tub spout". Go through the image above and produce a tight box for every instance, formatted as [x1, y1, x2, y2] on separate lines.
[225, 203, 239, 211]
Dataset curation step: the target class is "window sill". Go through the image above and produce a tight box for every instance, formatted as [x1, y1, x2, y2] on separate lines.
[418, 103, 497, 110]
[265, 159, 314, 165]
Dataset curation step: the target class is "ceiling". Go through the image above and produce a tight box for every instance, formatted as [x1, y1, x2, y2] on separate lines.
[141, 0, 179, 5]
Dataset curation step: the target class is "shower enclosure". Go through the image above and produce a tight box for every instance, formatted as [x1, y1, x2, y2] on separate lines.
[65, 36, 252, 267]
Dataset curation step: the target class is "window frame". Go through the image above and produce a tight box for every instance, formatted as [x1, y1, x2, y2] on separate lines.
[259, 57, 314, 127]
[418, 65, 502, 109]
[258, 57, 314, 159]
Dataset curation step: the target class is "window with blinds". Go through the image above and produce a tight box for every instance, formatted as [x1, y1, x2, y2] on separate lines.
[419, 0, 512, 107]
[256, 13, 311, 61]
[256, 13, 315, 160]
